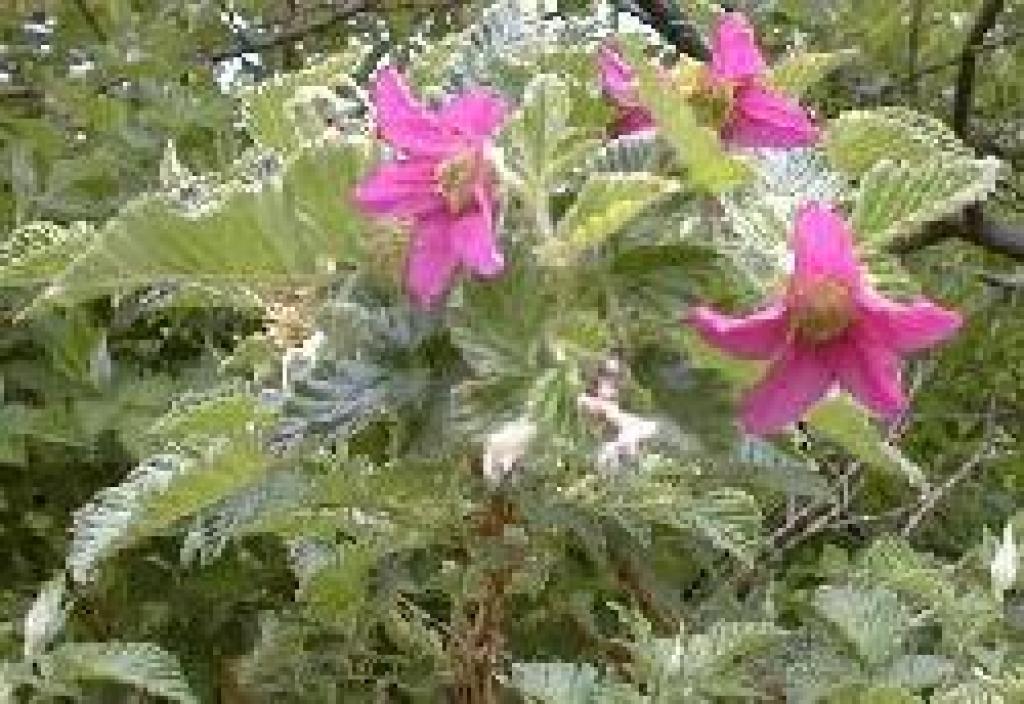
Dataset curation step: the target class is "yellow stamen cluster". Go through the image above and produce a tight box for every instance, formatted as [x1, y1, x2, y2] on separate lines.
[674, 64, 736, 130]
[789, 278, 855, 344]
[436, 150, 487, 214]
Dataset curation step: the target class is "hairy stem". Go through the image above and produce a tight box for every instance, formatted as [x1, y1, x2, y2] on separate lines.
[906, 0, 926, 103]
[450, 494, 516, 704]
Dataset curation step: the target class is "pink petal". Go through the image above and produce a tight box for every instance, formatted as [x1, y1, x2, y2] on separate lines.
[721, 83, 820, 148]
[454, 187, 504, 278]
[741, 344, 834, 435]
[830, 337, 907, 419]
[792, 202, 861, 286]
[857, 291, 963, 354]
[440, 90, 507, 140]
[405, 214, 460, 308]
[710, 12, 767, 83]
[371, 67, 461, 157]
[688, 303, 789, 360]
[353, 159, 445, 217]
[598, 43, 640, 105]
[611, 107, 656, 137]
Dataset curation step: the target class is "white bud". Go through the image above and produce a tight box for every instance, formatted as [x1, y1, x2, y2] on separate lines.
[89, 331, 112, 387]
[159, 140, 189, 189]
[991, 522, 1017, 600]
[579, 393, 658, 471]
[482, 417, 537, 486]
[667, 631, 684, 673]
[281, 330, 327, 390]
[24, 578, 69, 660]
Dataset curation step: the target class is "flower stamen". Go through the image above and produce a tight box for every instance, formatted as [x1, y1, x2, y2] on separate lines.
[436, 149, 489, 215]
[789, 278, 854, 344]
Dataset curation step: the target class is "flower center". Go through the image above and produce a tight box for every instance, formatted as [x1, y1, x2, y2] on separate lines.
[678, 67, 736, 130]
[436, 149, 488, 215]
[789, 278, 855, 344]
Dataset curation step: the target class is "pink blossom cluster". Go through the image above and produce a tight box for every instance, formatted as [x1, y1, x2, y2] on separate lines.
[351, 13, 961, 434]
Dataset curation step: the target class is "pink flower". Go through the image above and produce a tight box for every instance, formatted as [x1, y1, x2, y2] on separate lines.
[354, 68, 507, 307]
[597, 13, 819, 148]
[598, 42, 656, 137]
[688, 203, 962, 435]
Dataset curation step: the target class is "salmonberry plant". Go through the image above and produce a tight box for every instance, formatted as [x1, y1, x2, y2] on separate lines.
[0, 1, 1020, 702]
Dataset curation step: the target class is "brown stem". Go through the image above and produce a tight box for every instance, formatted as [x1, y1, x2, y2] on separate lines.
[203, 0, 462, 63]
[450, 494, 517, 704]
[889, 212, 1024, 261]
[615, 0, 711, 60]
[899, 24, 1022, 86]
[72, 0, 107, 42]
[906, 0, 926, 103]
[952, 0, 1006, 140]
[282, 0, 301, 71]
[891, 0, 1024, 261]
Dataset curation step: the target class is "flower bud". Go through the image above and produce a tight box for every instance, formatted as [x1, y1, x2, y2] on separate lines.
[991, 522, 1017, 600]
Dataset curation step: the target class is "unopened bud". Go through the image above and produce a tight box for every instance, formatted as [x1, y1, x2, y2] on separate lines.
[482, 417, 537, 487]
[991, 522, 1017, 600]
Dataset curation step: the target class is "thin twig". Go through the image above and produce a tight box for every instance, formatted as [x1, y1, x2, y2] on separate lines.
[72, 0, 107, 43]
[900, 25, 1021, 86]
[952, 0, 1006, 139]
[203, 0, 460, 63]
[892, 0, 1024, 261]
[906, 0, 926, 103]
[900, 439, 992, 537]
[616, 0, 710, 60]
[901, 400, 999, 537]
[890, 209, 1024, 262]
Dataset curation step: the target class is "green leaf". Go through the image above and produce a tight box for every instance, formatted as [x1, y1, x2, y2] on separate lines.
[631, 55, 749, 193]
[29, 141, 369, 309]
[0, 221, 94, 289]
[933, 679, 1020, 704]
[451, 264, 552, 429]
[299, 544, 376, 623]
[67, 392, 276, 583]
[506, 74, 599, 191]
[852, 156, 1002, 246]
[768, 51, 853, 98]
[824, 107, 973, 177]
[239, 52, 364, 151]
[884, 654, 953, 691]
[845, 686, 923, 703]
[805, 397, 926, 488]
[143, 391, 275, 451]
[680, 488, 763, 565]
[682, 621, 783, 681]
[854, 538, 954, 608]
[538, 174, 678, 265]
[506, 663, 602, 704]
[814, 585, 909, 667]
[734, 437, 830, 498]
[42, 642, 197, 704]
[0, 405, 27, 465]
[138, 445, 270, 533]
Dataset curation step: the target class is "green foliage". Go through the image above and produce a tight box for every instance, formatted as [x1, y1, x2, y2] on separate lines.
[27, 139, 368, 309]
[40, 642, 197, 704]
[768, 50, 854, 98]
[539, 174, 679, 266]
[824, 107, 973, 178]
[632, 56, 749, 193]
[0, 0, 1021, 702]
[506, 662, 609, 703]
[852, 155, 1002, 246]
[814, 585, 910, 667]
